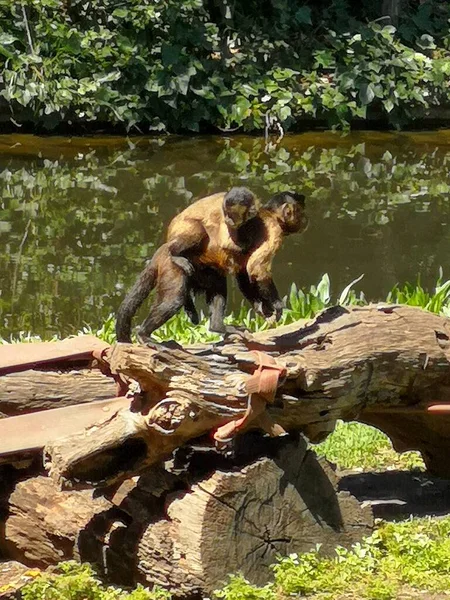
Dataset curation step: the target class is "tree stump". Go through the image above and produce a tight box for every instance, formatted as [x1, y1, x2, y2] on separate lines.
[0, 437, 373, 597]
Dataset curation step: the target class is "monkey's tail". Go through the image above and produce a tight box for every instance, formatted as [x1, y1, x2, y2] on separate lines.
[115, 254, 158, 343]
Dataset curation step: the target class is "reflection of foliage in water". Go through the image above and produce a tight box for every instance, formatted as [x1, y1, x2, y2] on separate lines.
[2, 135, 450, 338]
[216, 138, 450, 224]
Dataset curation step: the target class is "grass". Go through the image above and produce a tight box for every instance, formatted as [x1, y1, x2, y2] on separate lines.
[216, 516, 450, 600]
[18, 517, 450, 600]
[315, 421, 424, 472]
[17, 562, 170, 600]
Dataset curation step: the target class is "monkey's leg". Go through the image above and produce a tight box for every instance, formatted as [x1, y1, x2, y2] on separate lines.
[137, 273, 189, 344]
[205, 272, 228, 334]
[184, 292, 200, 325]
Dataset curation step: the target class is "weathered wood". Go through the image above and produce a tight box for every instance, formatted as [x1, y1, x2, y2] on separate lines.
[44, 305, 450, 488]
[0, 439, 373, 597]
[0, 476, 112, 566]
[0, 397, 130, 458]
[0, 369, 117, 417]
[0, 336, 109, 376]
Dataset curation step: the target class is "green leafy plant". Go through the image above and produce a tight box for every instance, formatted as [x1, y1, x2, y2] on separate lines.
[216, 516, 450, 600]
[2, 1, 450, 132]
[315, 420, 424, 471]
[20, 562, 170, 600]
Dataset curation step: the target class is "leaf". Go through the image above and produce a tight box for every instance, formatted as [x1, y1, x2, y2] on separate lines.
[382, 25, 396, 35]
[175, 72, 192, 95]
[417, 34, 436, 50]
[338, 274, 365, 305]
[359, 83, 375, 106]
[112, 8, 128, 18]
[383, 98, 394, 113]
[279, 105, 291, 121]
[0, 33, 17, 45]
[316, 273, 331, 304]
[161, 44, 182, 67]
[295, 6, 312, 25]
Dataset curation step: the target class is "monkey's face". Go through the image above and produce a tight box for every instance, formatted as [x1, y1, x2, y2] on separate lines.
[281, 196, 309, 234]
[224, 199, 259, 228]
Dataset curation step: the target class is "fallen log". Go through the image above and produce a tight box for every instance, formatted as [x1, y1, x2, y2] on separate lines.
[43, 304, 450, 488]
[0, 369, 117, 417]
[0, 437, 373, 596]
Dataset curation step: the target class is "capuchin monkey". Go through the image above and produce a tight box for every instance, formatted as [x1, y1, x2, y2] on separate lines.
[236, 191, 308, 322]
[116, 187, 259, 343]
[115, 189, 308, 344]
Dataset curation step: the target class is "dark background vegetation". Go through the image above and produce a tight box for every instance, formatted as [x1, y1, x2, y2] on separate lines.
[1, 0, 450, 132]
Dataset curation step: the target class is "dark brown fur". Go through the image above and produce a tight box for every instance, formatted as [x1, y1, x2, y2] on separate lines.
[115, 190, 307, 343]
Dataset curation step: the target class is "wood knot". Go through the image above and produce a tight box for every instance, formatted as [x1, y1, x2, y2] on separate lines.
[145, 398, 193, 435]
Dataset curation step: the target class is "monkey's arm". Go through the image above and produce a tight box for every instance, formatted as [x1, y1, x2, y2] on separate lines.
[243, 233, 284, 320]
[236, 270, 282, 320]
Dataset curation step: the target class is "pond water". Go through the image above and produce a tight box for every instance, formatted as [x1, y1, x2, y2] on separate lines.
[2, 130, 450, 339]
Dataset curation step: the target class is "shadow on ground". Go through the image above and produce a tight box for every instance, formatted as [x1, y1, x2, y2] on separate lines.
[339, 470, 450, 519]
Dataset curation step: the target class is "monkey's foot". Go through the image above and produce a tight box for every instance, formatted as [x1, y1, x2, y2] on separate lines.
[221, 326, 254, 344]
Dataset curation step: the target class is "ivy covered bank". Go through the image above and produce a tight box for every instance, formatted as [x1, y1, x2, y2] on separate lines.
[1, 0, 450, 133]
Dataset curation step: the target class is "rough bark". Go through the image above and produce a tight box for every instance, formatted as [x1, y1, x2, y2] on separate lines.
[0, 369, 117, 417]
[0, 438, 373, 597]
[44, 305, 450, 488]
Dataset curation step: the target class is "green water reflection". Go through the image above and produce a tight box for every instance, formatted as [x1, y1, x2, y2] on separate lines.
[2, 131, 450, 339]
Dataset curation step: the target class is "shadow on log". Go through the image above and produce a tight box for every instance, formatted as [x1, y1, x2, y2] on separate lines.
[0, 436, 373, 597]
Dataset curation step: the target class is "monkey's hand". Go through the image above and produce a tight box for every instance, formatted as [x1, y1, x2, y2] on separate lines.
[272, 300, 284, 322]
[253, 300, 283, 322]
[171, 256, 194, 276]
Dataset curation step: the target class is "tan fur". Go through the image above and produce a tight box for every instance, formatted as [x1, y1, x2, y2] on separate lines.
[245, 210, 283, 282]
[167, 192, 245, 272]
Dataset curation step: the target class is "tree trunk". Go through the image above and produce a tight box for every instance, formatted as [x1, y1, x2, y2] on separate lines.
[0, 369, 117, 417]
[382, 0, 401, 25]
[44, 305, 450, 488]
[0, 438, 373, 597]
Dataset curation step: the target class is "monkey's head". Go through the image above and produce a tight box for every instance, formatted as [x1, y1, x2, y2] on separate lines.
[266, 191, 308, 234]
[223, 187, 260, 229]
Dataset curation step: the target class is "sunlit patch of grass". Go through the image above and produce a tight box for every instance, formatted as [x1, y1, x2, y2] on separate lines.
[314, 421, 424, 471]
[4, 271, 450, 347]
[215, 516, 450, 600]
[21, 561, 170, 600]
[387, 269, 450, 315]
